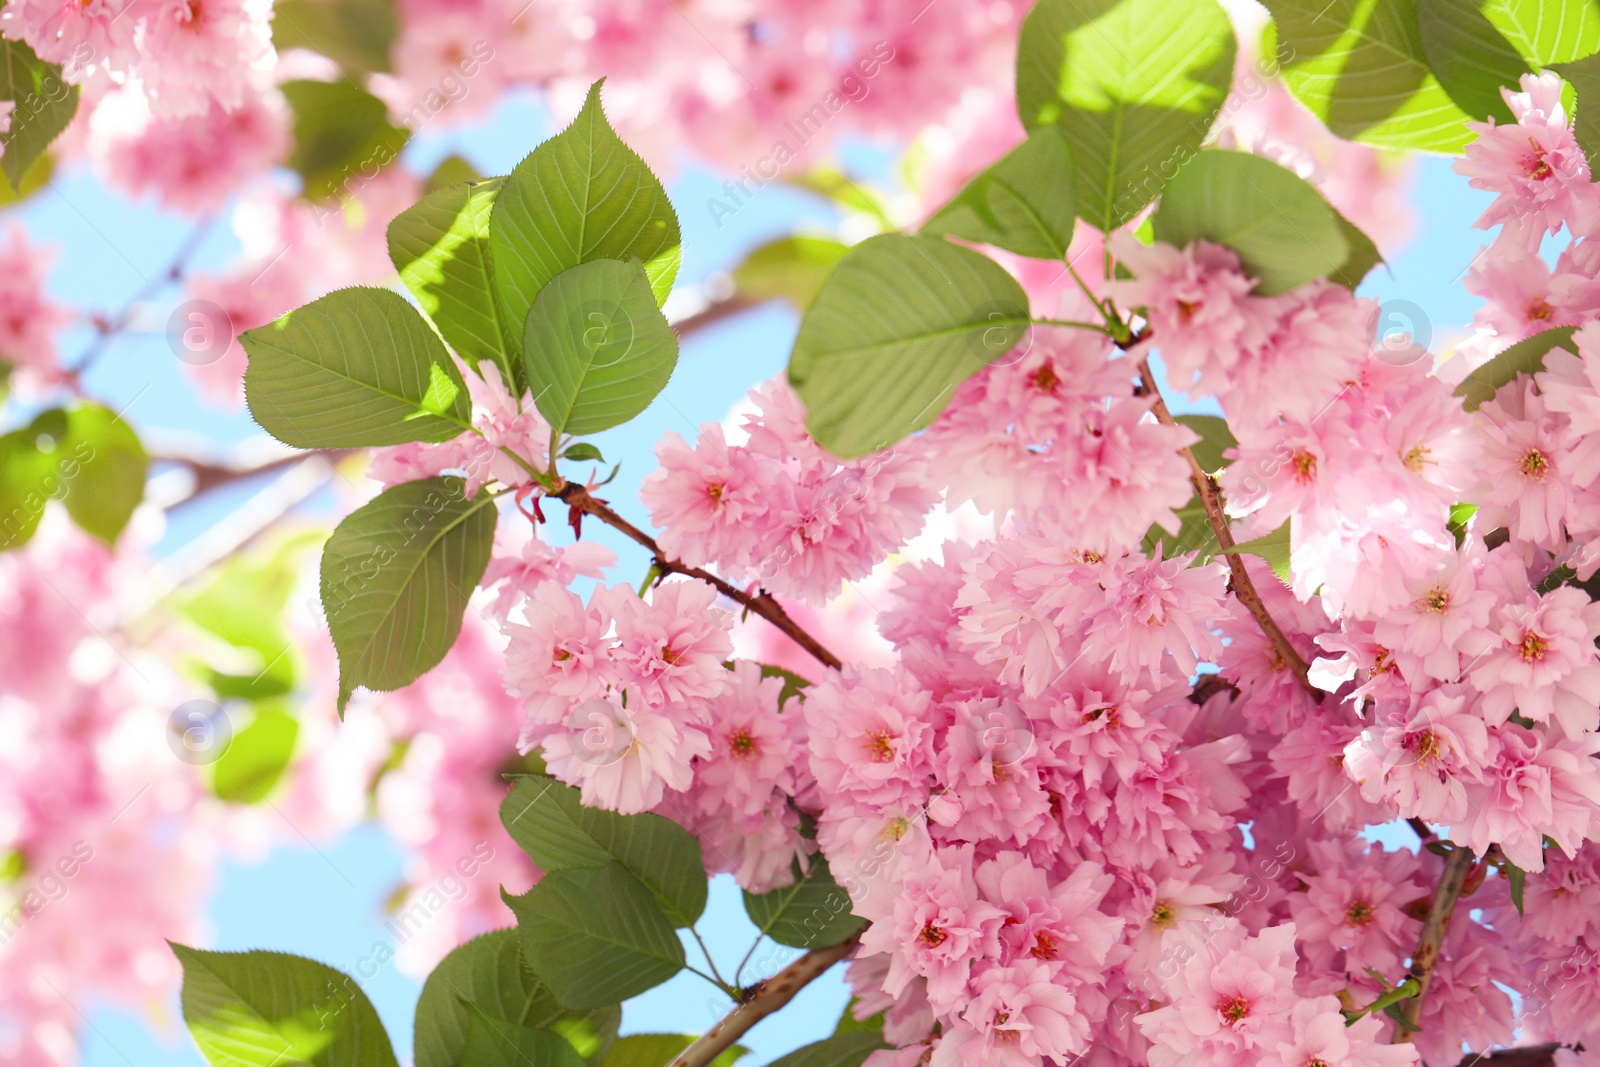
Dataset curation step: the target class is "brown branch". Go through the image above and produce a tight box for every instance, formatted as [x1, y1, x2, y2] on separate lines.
[555, 483, 843, 672]
[672, 293, 758, 338]
[1135, 360, 1316, 695]
[668, 933, 861, 1067]
[152, 447, 354, 507]
[1393, 845, 1476, 1042]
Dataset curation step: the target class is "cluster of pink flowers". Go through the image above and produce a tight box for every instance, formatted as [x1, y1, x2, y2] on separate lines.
[641, 381, 936, 605]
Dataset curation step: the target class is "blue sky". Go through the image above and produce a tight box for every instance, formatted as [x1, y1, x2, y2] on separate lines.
[18, 86, 1495, 1066]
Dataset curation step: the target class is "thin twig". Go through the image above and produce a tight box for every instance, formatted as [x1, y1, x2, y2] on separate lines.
[668, 933, 861, 1067]
[1135, 360, 1316, 694]
[1393, 846, 1477, 1042]
[555, 483, 843, 671]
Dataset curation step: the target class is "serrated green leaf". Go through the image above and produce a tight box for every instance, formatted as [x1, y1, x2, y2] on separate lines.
[211, 705, 299, 804]
[1175, 414, 1237, 475]
[0, 42, 78, 192]
[1015, 0, 1237, 232]
[757, 663, 811, 710]
[273, 0, 398, 74]
[243, 287, 472, 448]
[1143, 494, 1219, 562]
[415, 929, 618, 1067]
[1553, 53, 1600, 167]
[1263, 0, 1477, 152]
[1454, 325, 1578, 410]
[743, 856, 863, 949]
[282, 80, 409, 201]
[388, 177, 520, 391]
[460, 1017, 585, 1067]
[490, 79, 680, 339]
[1329, 207, 1385, 290]
[1484, 0, 1600, 64]
[601, 1034, 747, 1067]
[499, 776, 706, 927]
[1152, 150, 1347, 296]
[1417, 0, 1529, 122]
[0, 150, 52, 209]
[786, 233, 1030, 457]
[1221, 519, 1293, 580]
[319, 477, 497, 714]
[57, 402, 148, 545]
[425, 154, 481, 193]
[732, 236, 850, 312]
[922, 126, 1076, 259]
[172, 944, 398, 1067]
[523, 258, 679, 437]
[831, 999, 885, 1037]
[503, 863, 686, 1010]
[766, 1033, 888, 1067]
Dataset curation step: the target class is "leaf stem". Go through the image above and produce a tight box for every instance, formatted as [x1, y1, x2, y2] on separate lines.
[1030, 316, 1113, 334]
[1345, 977, 1420, 1022]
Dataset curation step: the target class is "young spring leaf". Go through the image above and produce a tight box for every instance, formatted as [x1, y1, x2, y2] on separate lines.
[1261, 0, 1476, 152]
[921, 126, 1077, 259]
[1015, 0, 1236, 232]
[1221, 519, 1293, 581]
[1454, 325, 1578, 410]
[742, 855, 864, 949]
[560, 442, 605, 463]
[499, 776, 707, 927]
[243, 287, 472, 448]
[1415, 0, 1529, 123]
[732, 236, 850, 312]
[490, 79, 680, 335]
[503, 863, 686, 1009]
[414, 929, 619, 1067]
[210, 703, 298, 804]
[319, 476, 497, 714]
[1506, 859, 1527, 916]
[1152, 150, 1348, 296]
[459, 1017, 585, 1067]
[1552, 53, 1600, 167]
[57, 402, 149, 545]
[0, 41, 78, 193]
[171, 944, 399, 1067]
[786, 233, 1030, 457]
[522, 258, 679, 438]
[600, 1035, 747, 1067]
[272, 0, 398, 75]
[388, 177, 521, 391]
[281, 79, 410, 201]
[1482, 0, 1600, 65]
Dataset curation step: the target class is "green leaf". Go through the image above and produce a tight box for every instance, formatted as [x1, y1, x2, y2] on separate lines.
[523, 258, 679, 438]
[1483, 0, 1600, 64]
[1447, 502, 1478, 546]
[183, 533, 318, 701]
[490, 79, 680, 340]
[732, 237, 851, 312]
[787, 233, 1030, 457]
[1506, 858, 1527, 916]
[560, 442, 605, 463]
[425, 154, 481, 193]
[1221, 519, 1293, 580]
[1454, 325, 1578, 410]
[460, 1017, 585, 1067]
[0, 150, 53, 209]
[831, 999, 885, 1037]
[243, 287, 472, 448]
[388, 177, 521, 391]
[500, 776, 707, 927]
[282, 80, 410, 201]
[1175, 414, 1236, 475]
[57, 402, 149, 545]
[743, 856, 863, 949]
[1152, 150, 1348, 295]
[0, 41, 78, 192]
[1263, 0, 1477, 152]
[784, 168, 897, 230]
[211, 704, 299, 804]
[1553, 53, 1600, 167]
[1416, 0, 1529, 122]
[922, 126, 1077, 259]
[171, 944, 399, 1067]
[601, 1035, 746, 1067]
[1015, 0, 1237, 232]
[415, 929, 620, 1067]
[766, 1033, 888, 1067]
[1143, 494, 1219, 562]
[272, 0, 398, 74]
[503, 863, 686, 1010]
[0, 408, 65, 550]
[757, 663, 812, 711]
[319, 476, 497, 714]
[1329, 208, 1385, 290]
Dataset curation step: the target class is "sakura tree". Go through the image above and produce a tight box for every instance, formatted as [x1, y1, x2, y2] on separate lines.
[4, 0, 1600, 1066]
